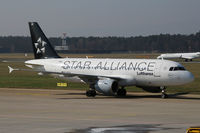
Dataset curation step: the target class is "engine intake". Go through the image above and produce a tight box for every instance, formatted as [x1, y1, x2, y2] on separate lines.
[95, 78, 119, 95]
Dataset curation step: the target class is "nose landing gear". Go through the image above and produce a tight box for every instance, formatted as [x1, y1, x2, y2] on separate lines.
[160, 86, 168, 99]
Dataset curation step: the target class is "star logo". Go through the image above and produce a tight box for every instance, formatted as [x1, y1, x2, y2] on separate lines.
[34, 37, 46, 54]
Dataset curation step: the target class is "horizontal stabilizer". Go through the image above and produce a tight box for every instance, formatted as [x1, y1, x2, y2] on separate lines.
[8, 66, 18, 74]
[8, 66, 37, 74]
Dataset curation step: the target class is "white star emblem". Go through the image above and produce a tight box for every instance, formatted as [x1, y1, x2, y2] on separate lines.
[34, 37, 46, 54]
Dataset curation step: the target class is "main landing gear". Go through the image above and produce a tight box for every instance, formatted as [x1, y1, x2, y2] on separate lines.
[86, 89, 96, 97]
[117, 87, 127, 97]
[86, 84, 96, 97]
[160, 86, 168, 99]
[86, 86, 127, 97]
[185, 59, 192, 62]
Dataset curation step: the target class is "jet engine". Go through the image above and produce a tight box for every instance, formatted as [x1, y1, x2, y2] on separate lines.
[137, 86, 161, 93]
[94, 78, 119, 95]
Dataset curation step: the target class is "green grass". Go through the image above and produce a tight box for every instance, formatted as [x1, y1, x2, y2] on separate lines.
[0, 53, 200, 94]
[0, 60, 87, 90]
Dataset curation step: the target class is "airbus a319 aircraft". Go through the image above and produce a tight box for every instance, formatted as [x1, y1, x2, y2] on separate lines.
[157, 52, 200, 62]
[8, 22, 194, 98]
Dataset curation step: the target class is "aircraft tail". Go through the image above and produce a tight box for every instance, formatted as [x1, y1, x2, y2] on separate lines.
[28, 22, 60, 59]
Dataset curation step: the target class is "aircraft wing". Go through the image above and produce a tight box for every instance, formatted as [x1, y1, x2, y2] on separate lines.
[62, 71, 123, 84]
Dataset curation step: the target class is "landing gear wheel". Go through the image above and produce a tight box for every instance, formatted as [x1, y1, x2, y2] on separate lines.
[86, 90, 96, 97]
[117, 88, 127, 97]
[161, 93, 168, 99]
[160, 86, 168, 99]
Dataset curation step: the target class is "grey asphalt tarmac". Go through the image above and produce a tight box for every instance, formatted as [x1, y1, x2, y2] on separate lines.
[0, 88, 199, 133]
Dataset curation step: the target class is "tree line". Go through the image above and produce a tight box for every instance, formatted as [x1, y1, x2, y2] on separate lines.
[0, 32, 200, 53]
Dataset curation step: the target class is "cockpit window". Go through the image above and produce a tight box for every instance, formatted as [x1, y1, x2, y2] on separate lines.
[169, 67, 186, 71]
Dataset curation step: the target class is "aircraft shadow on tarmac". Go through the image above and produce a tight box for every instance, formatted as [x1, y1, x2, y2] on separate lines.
[67, 124, 178, 133]
[55, 92, 200, 100]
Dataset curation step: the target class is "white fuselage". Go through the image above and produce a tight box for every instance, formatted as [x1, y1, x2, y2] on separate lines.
[157, 52, 200, 60]
[25, 58, 194, 87]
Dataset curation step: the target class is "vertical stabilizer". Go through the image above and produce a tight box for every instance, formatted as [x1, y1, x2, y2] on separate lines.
[28, 22, 60, 59]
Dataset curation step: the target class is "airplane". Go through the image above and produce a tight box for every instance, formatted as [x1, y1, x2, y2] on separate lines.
[157, 52, 200, 62]
[8, 22, 194, 99]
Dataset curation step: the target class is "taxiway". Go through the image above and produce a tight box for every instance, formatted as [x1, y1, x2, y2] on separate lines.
[0, 88, 199, 133]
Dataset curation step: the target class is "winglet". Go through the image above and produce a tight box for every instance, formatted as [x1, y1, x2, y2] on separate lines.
[8, 66, 14, 74]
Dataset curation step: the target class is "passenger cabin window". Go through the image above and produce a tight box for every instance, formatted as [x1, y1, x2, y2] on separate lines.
[169, 67, 186, 71]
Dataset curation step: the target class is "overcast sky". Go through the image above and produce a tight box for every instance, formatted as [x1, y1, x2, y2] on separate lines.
[0, 0, 200, 37]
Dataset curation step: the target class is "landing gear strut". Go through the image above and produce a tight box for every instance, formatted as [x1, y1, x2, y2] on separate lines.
[117, 87, 127, 97]
[160, 86, 168, 99]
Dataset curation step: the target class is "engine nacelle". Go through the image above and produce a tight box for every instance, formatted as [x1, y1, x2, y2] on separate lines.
[137, 86, 161, 93]
[94, 78, 119, 95]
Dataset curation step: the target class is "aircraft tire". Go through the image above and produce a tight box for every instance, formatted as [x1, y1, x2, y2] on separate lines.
[161, 93, 168, 99]
[86, 90, 96, 97]
[117, 88, 127, 96]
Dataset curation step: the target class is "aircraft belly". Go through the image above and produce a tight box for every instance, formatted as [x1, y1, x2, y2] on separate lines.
[119, 78, 136, 86]
[135, 75, 165, 86]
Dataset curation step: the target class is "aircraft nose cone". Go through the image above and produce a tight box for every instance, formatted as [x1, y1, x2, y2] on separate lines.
[184, 71, 194, 83]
